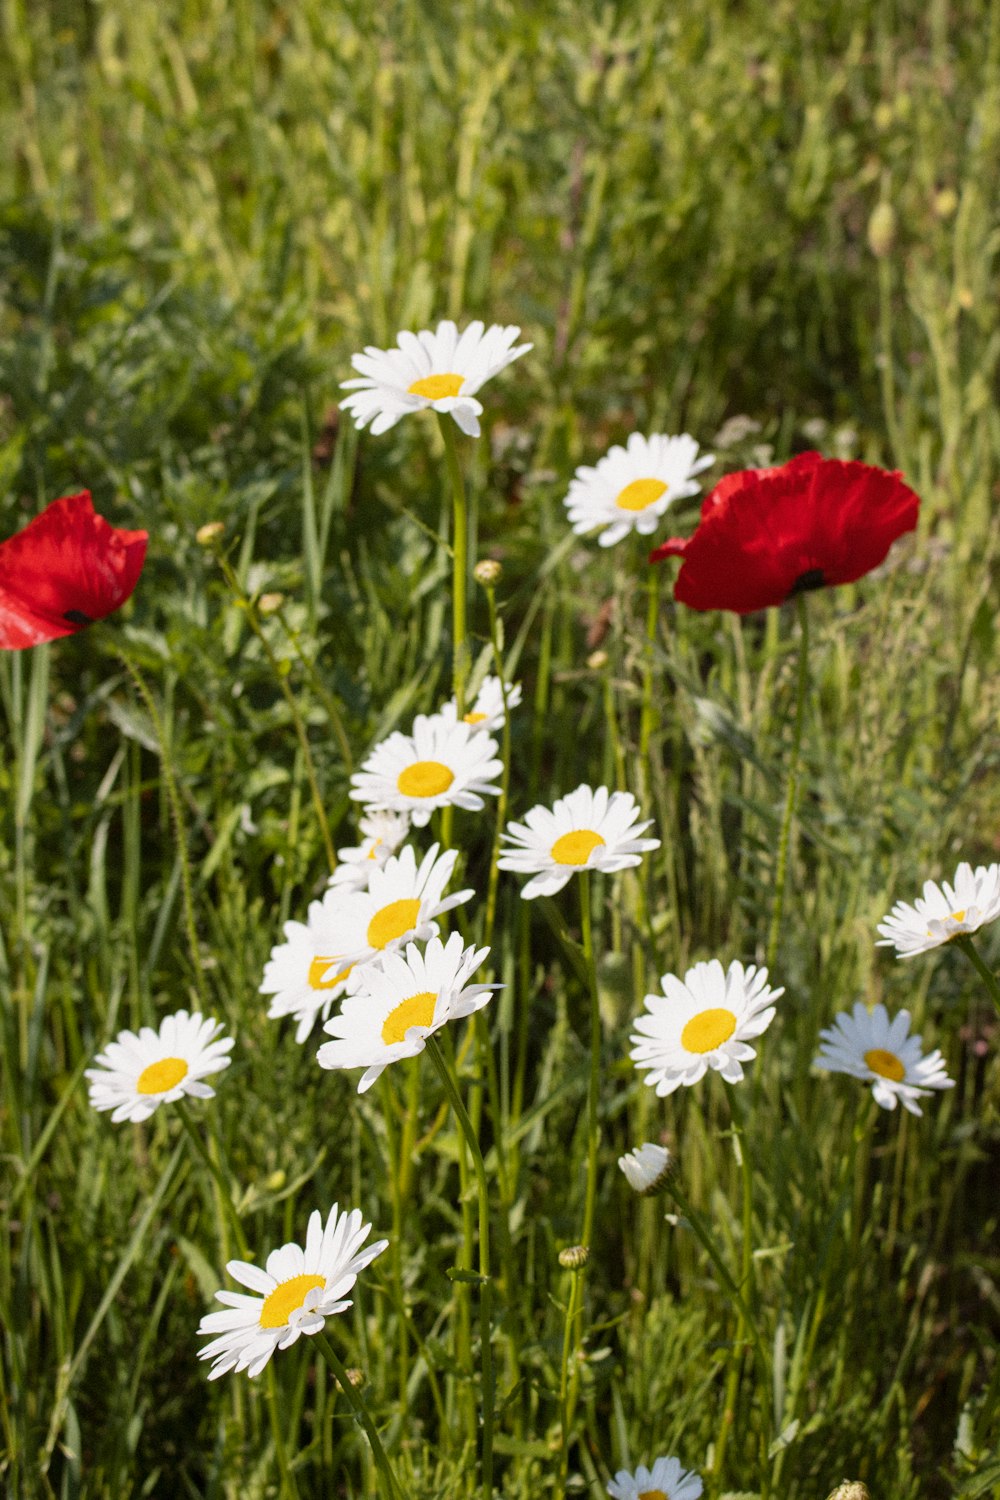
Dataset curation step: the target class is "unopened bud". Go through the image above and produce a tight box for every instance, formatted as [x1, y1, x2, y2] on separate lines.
[586, 650, 609, 671]
[264, 1169, 286, 1191]
[474, 559, 503, 588]
[867, 200, 896, 258]
[258, 592, 284, 616]
[826, 1485, 871, 1500]
[196, 521, 225, 546]
[558, 1245, 589, 1271]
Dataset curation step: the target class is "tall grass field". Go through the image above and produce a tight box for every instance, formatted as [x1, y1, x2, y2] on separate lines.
[1, 2, 999, 1497]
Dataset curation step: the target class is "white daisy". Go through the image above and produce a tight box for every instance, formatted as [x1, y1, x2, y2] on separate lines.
[565, 432, 714, 548]
[197, 1203, 388, 1379]
[497, 784, 660, 900]
[259, 899, 356, 1044]
[317, 933, 499, 1091]
[349, 708, 502, 827]
[607, 1455, 703, 1500]
[314, 843, 473, 971]
[448, 673, 523, 734]
[328, 810, 411, 894]
[876, 861, 1000, 957]
[86, 1011, 234, 1123]
[630, 960, 782, 1096]
[618, 1142, 676, 1196]
[814, 1001, 954, 1115]
[340, 319, 532, 438]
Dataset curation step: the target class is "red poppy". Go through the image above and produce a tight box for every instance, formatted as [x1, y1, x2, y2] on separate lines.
[649, 452, 920, 613]
[0, 491, 148, 650]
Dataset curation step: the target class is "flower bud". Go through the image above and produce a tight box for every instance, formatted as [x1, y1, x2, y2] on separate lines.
[474, 558, 503, 588]
[196, 521, 225, 546]
[558, 1245, 589, 1271]
[867, 201, 896, 258]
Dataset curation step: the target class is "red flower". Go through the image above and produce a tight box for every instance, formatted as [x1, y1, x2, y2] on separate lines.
[0, 491, 148, 650]
[649, 452, 920, 613]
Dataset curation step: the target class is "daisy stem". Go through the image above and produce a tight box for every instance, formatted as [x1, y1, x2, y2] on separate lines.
[638, 564, 660, 777]
[314, 1332, 404, 1500]
[765, 594, 809, 972]
[955, 935, 1000, 1020]
[483, 582, 512, 948]
[557, 1259, 585, 1489]
[713, 1082, 760, 1491]
[425, 1034, 495, 1499]
[438, 414, 471, 716]
[579, 870, 601, 1252]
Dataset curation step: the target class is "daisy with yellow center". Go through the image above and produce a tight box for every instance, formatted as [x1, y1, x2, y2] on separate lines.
[607, 1455, 704, 1500]
[260, 897, 356, 1043]
[349, 707, 503, 828]
[316, 933, 498, 1091]
[448, 674, 523, 734]
[314, 843, 473, 971]
[564, 432, 714, 548]
[876, 860, 1000, 957]
[814, 1001, 954, 1115]
[327, 809, 411, 894]
[197, 1204, 388, 1379]
[630, 959, 782, 1095]
[498, 783, 660, 899]
[340, 319, 532, 438]
[86, 1011, 234, 1123]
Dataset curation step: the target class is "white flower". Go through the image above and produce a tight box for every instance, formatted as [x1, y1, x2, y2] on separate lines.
[565, 432, 714, 548]
[317, 933, 499, 1091]
[328, 810, 411, 894]
[314, 843, 473, 971]
[618, 1142, 676, 1196]
[876, 861, 1000, 957]
[349, 708, 502, 827]
[449, 674, 523, 734]
[197, 1204, 387, 1379]
[498, 784, 660, 899]
[260, 900, 356, 1044]
[607, 1455, 703, 1500]
[86, 1011, 234, 1123]
[340, 319, 532, 438]
[814, 1002, 954, 1116]
[630, 960, 782, 1096]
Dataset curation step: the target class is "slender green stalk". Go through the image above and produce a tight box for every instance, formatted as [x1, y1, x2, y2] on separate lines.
[557, 1259, 585, 1489]
[271, 601, 354, 773]
[638, 565, 660, 781]
[438, 414, 471, 715]
[314, 1333, 404, 1500]
[713, 1082, 756, 1488]
[955, 935, 1000, 1020]
[426, 1034, 495, 1498]
[579, 871, 601, 1250]
[483, 581, 512, 947]
[765, 595, 810, 971]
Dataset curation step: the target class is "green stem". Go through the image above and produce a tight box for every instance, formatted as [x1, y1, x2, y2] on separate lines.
[713, 1083, 756, 1488]
[438, 414, 471, 716]
[557, 1263, 584, 1489]
[483, 584, 512, 948]
[765, 595, 809, 971]
[314, 1333, 404, 1499]
[426, 1034, 495, 1498]
[272, 603, 354, 773]
[638, 565, 660, 779]
[579, 871, 601, 1250]
[955, 935, 1000, 1020]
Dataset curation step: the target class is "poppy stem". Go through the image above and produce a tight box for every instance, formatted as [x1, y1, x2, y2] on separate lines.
[314, 1333, 405, 1500]
[425, 1033, 495, 1499]
[438, 414, 471, 717]
[954, 935, 1000, 1020]
[766, 595, 809, 971]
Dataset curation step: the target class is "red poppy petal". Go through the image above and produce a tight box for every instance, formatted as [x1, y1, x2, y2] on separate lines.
[0, 492, 148, 650]
[799, 459, 919, 586]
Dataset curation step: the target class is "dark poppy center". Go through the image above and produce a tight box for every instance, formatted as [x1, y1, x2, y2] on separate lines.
[788, 568, 825, 597]
[62, 609, 93, 626]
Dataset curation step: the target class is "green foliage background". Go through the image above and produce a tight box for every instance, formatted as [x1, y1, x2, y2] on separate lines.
[1, 2, 999, 1497]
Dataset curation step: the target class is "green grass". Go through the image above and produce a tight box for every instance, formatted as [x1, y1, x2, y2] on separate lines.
[1, 1, 1000, 1496]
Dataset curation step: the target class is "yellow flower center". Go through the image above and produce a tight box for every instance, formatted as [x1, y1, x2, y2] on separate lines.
[463, 711, 487, 724]
[367, 897, 422, 951]
[681, 1007, 737, 1054]
[615, 477, 668, 512]
[864, 1047, 906, 1083]
[259, 1273, 326, 1330]
[639, 1491, 668, 1500]
[381, 990, 437, 1045]
[136, 1056, 188, 1095]
[408, 372, 465, 400]
[550, 829, 605, 866]
[397, 760, 455, 799]
[308, 957, 353, 990]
